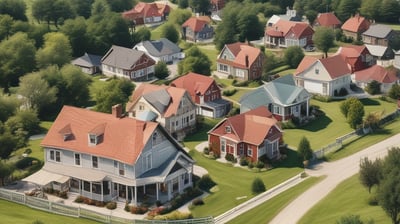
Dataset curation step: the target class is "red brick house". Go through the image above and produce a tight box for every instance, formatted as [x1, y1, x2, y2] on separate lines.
[264, 19, 314, 48]
[216, 42, 264, 81]
[208, 106, 283, 162]
[341, 14, 371, 41]
[313, 12, 341, 29]
[171, 72, 231, 118]
[122, 2, 170, 26]
[335, 45, 374, 73]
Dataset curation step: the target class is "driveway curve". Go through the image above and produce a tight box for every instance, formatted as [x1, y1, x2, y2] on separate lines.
[269, 133, 400, 224]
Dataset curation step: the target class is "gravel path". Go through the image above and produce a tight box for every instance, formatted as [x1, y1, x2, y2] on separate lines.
[269, 133, 400, 224]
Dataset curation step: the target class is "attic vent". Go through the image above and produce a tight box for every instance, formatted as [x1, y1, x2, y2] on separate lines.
[315, 69, 319, 74]
[225, 126, 231, 133]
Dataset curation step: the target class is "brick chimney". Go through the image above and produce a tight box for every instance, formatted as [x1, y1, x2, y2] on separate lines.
[245, 55, 249, 68]
[112, 104, 123, 118]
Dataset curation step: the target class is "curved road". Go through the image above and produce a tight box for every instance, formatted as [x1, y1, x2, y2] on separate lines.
[269, 133, 400, 224]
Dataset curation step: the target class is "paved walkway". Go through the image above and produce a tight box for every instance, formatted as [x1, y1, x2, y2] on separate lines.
[269, 133, 400, 224]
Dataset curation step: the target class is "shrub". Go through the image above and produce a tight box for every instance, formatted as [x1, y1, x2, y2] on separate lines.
[124, 203, 130, 212]
[255, 161, 265, 169]
[130, 206, 148, 214]
[192, 198, 204, 206]
[74, 196, 85, 203]
[225, 153, 235, 162]
[59, 191, 68, 199]
[312, 94, 331, 102]
[227, 107, 240, 117]
[338, 87, 348, 96]
[281, 120, 297, 129]
[153, 211, 193, 220]
[24, 148, 32, 154]
[365, 80, 381, 95]
[233, 80, 248, 87]
[240, 157, 249, 166]
[203, 147, 209, 155]
[148, 206, 165, 218]
[156, 200, 162, 207]
[251, 177, 266, 194]
[222, 88, 237, 96]
[16, 157, 34, 169]
[196, 175, 216, 192]
[248, 162, 254, 169]
[106, 202, 117, 210]
[368, 194, 379, 206]
[228, 75, 233, 79]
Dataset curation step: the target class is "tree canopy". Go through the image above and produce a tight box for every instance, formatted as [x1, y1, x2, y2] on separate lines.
[160, 23, 180, 44]
[297, 136, 313, 161]
[178, 46, 211, 75]
[313, 27, 335, 58]
[154, 61, 170, 80]
[359, 157, 382, 193]
[0, 0, 27, 21]
[94, 78, 135, 113]
[284, 46, 304, 68]
[340, 97, 365, 129]
[36, 32, 72, 69]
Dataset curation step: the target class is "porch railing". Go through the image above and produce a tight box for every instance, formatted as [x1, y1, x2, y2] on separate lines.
[0, 188, 214, 224]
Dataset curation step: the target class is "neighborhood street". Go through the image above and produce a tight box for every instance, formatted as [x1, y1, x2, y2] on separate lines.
[269, 132, 400, 224]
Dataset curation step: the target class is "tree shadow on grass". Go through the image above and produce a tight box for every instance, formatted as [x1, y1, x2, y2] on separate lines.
[272, 148, 303, 168]
[299, 114, 333, 132]
[360, 98, 381, 106]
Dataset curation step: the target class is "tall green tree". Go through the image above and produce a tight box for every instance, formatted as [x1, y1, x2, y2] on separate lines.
[32, 0, 75, 28]
[168, 8, 192, 25]
[36, 32, 72, 68]
[94, 78, 135, 113]
[359, 157, 382, 193]
[0, 131, 18, 160]
[313, 27, 335, 58]
[213, 2, 240, 50]
[0, 0, 27, 21]
[379, 0, 400, 23]
[284, 46, 304, 68]
[91, 0, 111, 19]
[60, 17, 88, 57]
[378, 170, 400, 224]
[297, 136, 313, 162]
[347, 100, 365, 129]
[160, 23, 180, 44]
[0, 160, 12, 186]
[189, 0, 210, 14]
[178, 46, 211, 75]
[60, 64, 91, 107]
[132, 27, 151, 45]
[237, 11, 264, 43]
[154, 61, 170, 79]
[388, 83, 400, 100]
[0, 91, 19, 122]
[17, 73, 57, 115]
[335, 0, 361, 22]
[0, 32, 36, 89]
[70, 0, 94, 18]
[106, 0, 134, 12]
[0, 14, 13, 40]
[360, 0, 380, 20]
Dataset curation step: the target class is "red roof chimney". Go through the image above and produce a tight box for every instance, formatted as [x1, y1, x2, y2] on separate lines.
[245, 55, 249, 68]
[112, 104, 123, 118]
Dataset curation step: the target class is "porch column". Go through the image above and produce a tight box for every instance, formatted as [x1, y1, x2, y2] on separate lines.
[90, 182, 93, 199]
[168, 181, 172, 200]
[125, 185, 128, 202]
[156, 183, 159, 201]
[101, 182, 103, 202]
[178, 176, 182, 193]
[189, 173, 193, 187]
[131, 187, 134, 202]
[143, 185, 146, 194]
[306, 99, 309, 117]
[134, 186, 137, 206]
[282, 106, 285, 121]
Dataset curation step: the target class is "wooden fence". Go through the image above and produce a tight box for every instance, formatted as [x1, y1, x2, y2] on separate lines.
[0, 188, 214, 224]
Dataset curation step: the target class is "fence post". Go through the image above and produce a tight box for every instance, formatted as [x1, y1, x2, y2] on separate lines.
[23, 193, 26, 204]
[49, 201, 52, 211]
[78, 206, 80, 217]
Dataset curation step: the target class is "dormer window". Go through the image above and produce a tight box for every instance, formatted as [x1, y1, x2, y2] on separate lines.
[315, 69, 319, 74]
[89, 134, 100, 145]
[225, 126, 231, 133]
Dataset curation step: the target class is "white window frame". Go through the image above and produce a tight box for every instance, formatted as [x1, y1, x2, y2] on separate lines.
[74, 153, 81, 166]
[119, 162, 125, 176]
[247, 148, 252, 156]
[49, 149, 61, 163]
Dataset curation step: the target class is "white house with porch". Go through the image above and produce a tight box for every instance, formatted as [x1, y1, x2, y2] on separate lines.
[23, 105, 194, 205]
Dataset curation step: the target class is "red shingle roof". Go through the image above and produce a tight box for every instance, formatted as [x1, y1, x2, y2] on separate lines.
[208, 107, 280, 145]
[341, 14, 371, 33]
[354, 65, 399, 84]
[171, 72, 216, 100]
[265, 20, 314, 38]
[182, 16, 211, 32]
[314, 12, 341, 27]
[220, 42, 261, 69]
[294, 56, 318, 75]
[41, 106, 158, 164]
[295, 55, 351, 79]
[122, 2, 170, 19]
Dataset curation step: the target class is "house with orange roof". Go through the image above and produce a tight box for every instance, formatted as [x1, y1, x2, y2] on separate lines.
[341, 14, 371, 41]
[171, 72, 231, 118]
[126, 84, 196, 140]
[313, 12, 341, 29]
[335, 45, 374, 73]
[208, 106, 283, 162]
[264, 19, 314, 48]
[182, 16, 214, 42]
[294, 55, 352, 97]
[122, 2, 170, 26]
[216, 42, 264, 81]
[101, 45, 156, 81]
[23, 105, 194, 205]
[353, 65, 399, 93]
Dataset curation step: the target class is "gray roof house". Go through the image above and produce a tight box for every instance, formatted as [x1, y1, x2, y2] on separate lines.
[362, 24, 395, 47]
[365, 44, 395, 67]
[240, 75, 311, 121]
[101, 45, 156, 81]
[133, 38, 184, 63]
[71, 53, 102, 75]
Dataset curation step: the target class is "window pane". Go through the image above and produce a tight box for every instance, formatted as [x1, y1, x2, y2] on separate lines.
[50, 151, 54, 160]
[92, 156, 98, 168]
[56, 151, 61, 162]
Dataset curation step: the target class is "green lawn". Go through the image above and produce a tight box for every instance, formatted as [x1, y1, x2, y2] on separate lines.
[228, 176, 323, 224]
[0, 199, 100, 224]
[197, 45, 219, 71]
[283, 98, 397, 150]
[88, 75, 109, 105]
[279, 69, 296, 76]
[227, 88, 252, 103]
[298, 174, 391, 224]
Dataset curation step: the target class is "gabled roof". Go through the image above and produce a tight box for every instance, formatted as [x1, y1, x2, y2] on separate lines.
[101, 45, 154, 70]
[362, 24, 393, 38]
[341, 14, 371, 33]
[240, 75, 311, 108]
[295, 55, 351, 79]
[354, 65, 399, 84]
[72, 53, 102, 67]
[182, 16, 211, 32]
[265, 20, 314, 38]
[136, 38, 181, 57]
[41, 106, 158, 164]
[126, 83, 188, 118]
[314, 12, 341, 27]
[208, 106, 280, 145]
[170, 72, 216, 99]
[365, 44, 389, 57]
[122, 2, 170, 19]
[218, 42, 262, 69]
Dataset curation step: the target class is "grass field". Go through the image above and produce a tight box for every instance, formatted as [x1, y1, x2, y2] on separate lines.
[228, 176, 323, 224]
[298, 174, 391, 224]
[283, 98, 397, 150]
[198, 45, 219, 71]
[0, 199, 100, 224]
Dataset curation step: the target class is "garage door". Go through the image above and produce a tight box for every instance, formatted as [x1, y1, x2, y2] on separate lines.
[304, 80, 323, 94]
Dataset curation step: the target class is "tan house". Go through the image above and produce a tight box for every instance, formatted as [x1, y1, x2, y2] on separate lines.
[341, 14, 371, 41]
[126, 84, 196, 140]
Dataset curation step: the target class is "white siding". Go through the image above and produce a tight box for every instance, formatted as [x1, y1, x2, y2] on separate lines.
[304, 80, 323, 94]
